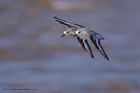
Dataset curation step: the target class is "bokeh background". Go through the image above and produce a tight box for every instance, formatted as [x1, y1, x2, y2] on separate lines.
[0, 0, 140, 93]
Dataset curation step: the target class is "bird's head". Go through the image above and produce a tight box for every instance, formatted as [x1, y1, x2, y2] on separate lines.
[75, 30, 85, 37]
[76, 30, 83, 35]
[61, 31, 75, 37]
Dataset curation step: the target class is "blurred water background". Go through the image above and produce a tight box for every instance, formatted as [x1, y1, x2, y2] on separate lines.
[0, 0, 140, 93]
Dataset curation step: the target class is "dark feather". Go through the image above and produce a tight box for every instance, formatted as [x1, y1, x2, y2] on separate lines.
[77, 37, 87, 52]
[85, 40, 94, 59]
[90, 35, 109, 60]
[97, 39, 109, 60]
[54, 16, 84, 28]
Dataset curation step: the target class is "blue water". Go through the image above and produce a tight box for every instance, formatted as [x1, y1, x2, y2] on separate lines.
[0, 0, 140, 93]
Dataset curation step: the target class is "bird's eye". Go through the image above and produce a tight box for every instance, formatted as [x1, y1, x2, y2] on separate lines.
[64, 31, 69, 35]
[78, 31, 81, 33]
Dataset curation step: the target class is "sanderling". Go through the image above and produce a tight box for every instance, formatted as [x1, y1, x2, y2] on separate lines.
[75, 28, 109, 60]
[54, 17, 87, 52]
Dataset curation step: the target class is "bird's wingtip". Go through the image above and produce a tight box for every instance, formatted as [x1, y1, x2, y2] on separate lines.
[105, 56, 109, 61]
[107, 58, 109, 61]
[91, 55, 94, 59]
[53, 16, 57, 19]
[53, 16, 62, 22]
[53, 16, 61, 20]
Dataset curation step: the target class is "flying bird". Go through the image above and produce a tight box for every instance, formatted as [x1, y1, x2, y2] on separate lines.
[75, 28, 109, 60]
[54, 17, 87, 52]
[54, 16, 109, 60]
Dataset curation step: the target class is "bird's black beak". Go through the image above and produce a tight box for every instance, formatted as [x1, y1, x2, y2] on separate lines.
[61, 34, 65, 38]
[73, 34, 77, 37]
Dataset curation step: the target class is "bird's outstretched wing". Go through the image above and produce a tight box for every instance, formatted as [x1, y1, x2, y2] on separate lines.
[76, 37, 87, 52]
[96, 38, 109, 60]
[54, 16, 84, 28]
[84, 40, 94, 59]
[90, 35, 109, 60]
